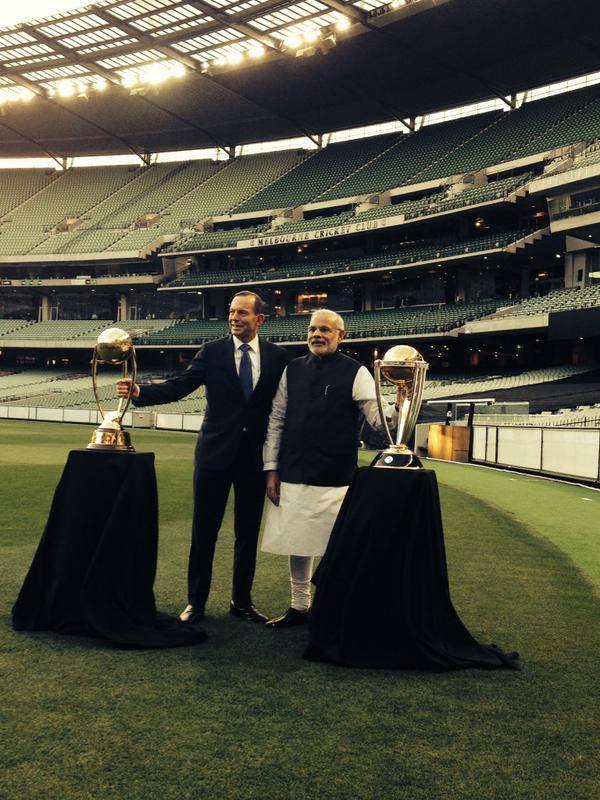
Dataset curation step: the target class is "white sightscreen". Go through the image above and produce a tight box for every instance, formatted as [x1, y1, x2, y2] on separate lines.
[497, 427, 542, 470]
[36, 408, 63, 422]
[472, 426, 487, 460]
[182, 414, 203, 432]
[486, 428, 497, 461]
[64, 409, 94, 423]
[156, 413, 183, 431]
[541, 428, 600, 480]
[7, 406, 30, 419]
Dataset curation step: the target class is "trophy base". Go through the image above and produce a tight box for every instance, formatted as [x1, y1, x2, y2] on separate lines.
[371, 447, 423, 470]
[87, 428, 135, 452]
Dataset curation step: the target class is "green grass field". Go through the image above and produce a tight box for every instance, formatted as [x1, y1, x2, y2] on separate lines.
[1, 420, 599, 800]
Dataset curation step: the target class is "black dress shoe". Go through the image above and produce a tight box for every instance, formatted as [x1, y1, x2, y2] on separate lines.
[229, 602, 268, 624]
[265, 607, 309, 628]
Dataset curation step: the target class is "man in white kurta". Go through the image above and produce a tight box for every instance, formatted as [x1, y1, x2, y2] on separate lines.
[261, 309, 398, 628]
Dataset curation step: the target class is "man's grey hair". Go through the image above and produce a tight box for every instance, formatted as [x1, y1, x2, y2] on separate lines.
[310, 308, 345, 331]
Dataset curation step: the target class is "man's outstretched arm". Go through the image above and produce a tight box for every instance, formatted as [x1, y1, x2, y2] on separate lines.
[353, 366, 400, 431]
[116, 347, 208, 407]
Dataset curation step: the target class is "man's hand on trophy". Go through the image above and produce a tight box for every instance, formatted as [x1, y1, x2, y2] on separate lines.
[116, 378, 140, 399]
[395, 386, 405, 411]
[266, 470, 281, 506]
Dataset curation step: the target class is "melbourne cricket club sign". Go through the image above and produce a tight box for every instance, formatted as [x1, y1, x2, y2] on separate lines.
[238, 214, 405, 249]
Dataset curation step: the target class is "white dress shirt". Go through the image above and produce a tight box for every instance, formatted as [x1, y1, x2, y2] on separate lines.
[232, 334, 261, 389]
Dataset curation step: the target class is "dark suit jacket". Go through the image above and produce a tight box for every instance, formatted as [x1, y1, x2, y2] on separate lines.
[133, 336, 288, 470]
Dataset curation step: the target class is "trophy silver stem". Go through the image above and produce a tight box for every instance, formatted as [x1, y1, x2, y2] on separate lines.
[396, 391, 411, 448]
[396, 365, 427, 450]
[374, 360, 395, 449]
[91, 351, 105, 422]
[114, 351, 137, 426]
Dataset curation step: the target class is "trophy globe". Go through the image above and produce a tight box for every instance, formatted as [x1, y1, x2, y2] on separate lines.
[95, 327, 133, 364]
[371, 344, 428, 469]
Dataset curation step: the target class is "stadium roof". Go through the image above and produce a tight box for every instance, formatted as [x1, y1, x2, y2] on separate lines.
[0, 0, 599, 158]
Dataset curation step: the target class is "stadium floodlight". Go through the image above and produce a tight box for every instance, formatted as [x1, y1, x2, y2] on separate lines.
[284, 34, 303, 51]
[227, 51, 244, 66]
[93, 77, 108, 92]
[169, 62, 186, 78]
[120, 70, 138, 89]
[303, 28, 320, 44]
[335, 16, 351, 32]
[17, 87, 35, 102]
[249, 44, 265, 59]
[57, 80, 74, 98]
[140, 62, 170, 85]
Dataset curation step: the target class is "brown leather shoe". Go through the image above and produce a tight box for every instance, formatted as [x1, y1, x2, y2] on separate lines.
[265, 607, 309, 628]
[229, 602, 268, 624]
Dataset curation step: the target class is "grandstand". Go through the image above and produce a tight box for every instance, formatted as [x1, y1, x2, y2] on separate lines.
[3, 364, 598, 428]
[0, 86, 596, 260]
[0, 368, 203, 412]
[421, 364, 598, 400]
[0, 152, 305, 257]
[163, 230, 539, 289]
[127, 300, 505, 345]
[571, 139, 600, 170]
[164, 173, 533, 255]
[501, 284, 600, 316]
[480, 405, 600, 428]
[2, 320, 111, 341]
[0, 320, 33, 336]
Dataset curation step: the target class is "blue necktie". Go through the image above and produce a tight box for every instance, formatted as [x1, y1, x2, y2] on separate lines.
[239, 343, 253, 400]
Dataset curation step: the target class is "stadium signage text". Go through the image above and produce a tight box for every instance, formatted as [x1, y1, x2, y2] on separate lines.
[239, 215, 404, 249]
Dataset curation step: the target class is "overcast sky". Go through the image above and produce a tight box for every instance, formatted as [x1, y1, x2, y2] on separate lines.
[0, 1, 85, 26]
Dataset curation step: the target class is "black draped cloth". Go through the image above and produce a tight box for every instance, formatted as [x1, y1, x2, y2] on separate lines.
[12, 450, 205, 649]
[305, 467, 519, 671]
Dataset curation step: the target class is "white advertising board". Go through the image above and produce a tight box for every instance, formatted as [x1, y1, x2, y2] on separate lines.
[541, 428, 600, 480]
[497, 427, 542, 470]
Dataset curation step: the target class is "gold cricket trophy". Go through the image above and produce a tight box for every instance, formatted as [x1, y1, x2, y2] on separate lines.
[87, 327, 136, 452]
[371, 344, 428, 469]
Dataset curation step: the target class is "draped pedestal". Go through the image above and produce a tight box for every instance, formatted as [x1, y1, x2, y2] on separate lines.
[13, 450, 205, 649]
[305, 467, 519, 671]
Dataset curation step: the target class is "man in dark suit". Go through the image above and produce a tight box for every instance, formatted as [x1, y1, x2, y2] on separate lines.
[116, 291, 288, 624]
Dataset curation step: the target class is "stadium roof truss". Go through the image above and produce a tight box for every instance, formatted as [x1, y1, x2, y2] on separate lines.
[0, 0, 387, 98]
[0, 0, 598, 157]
